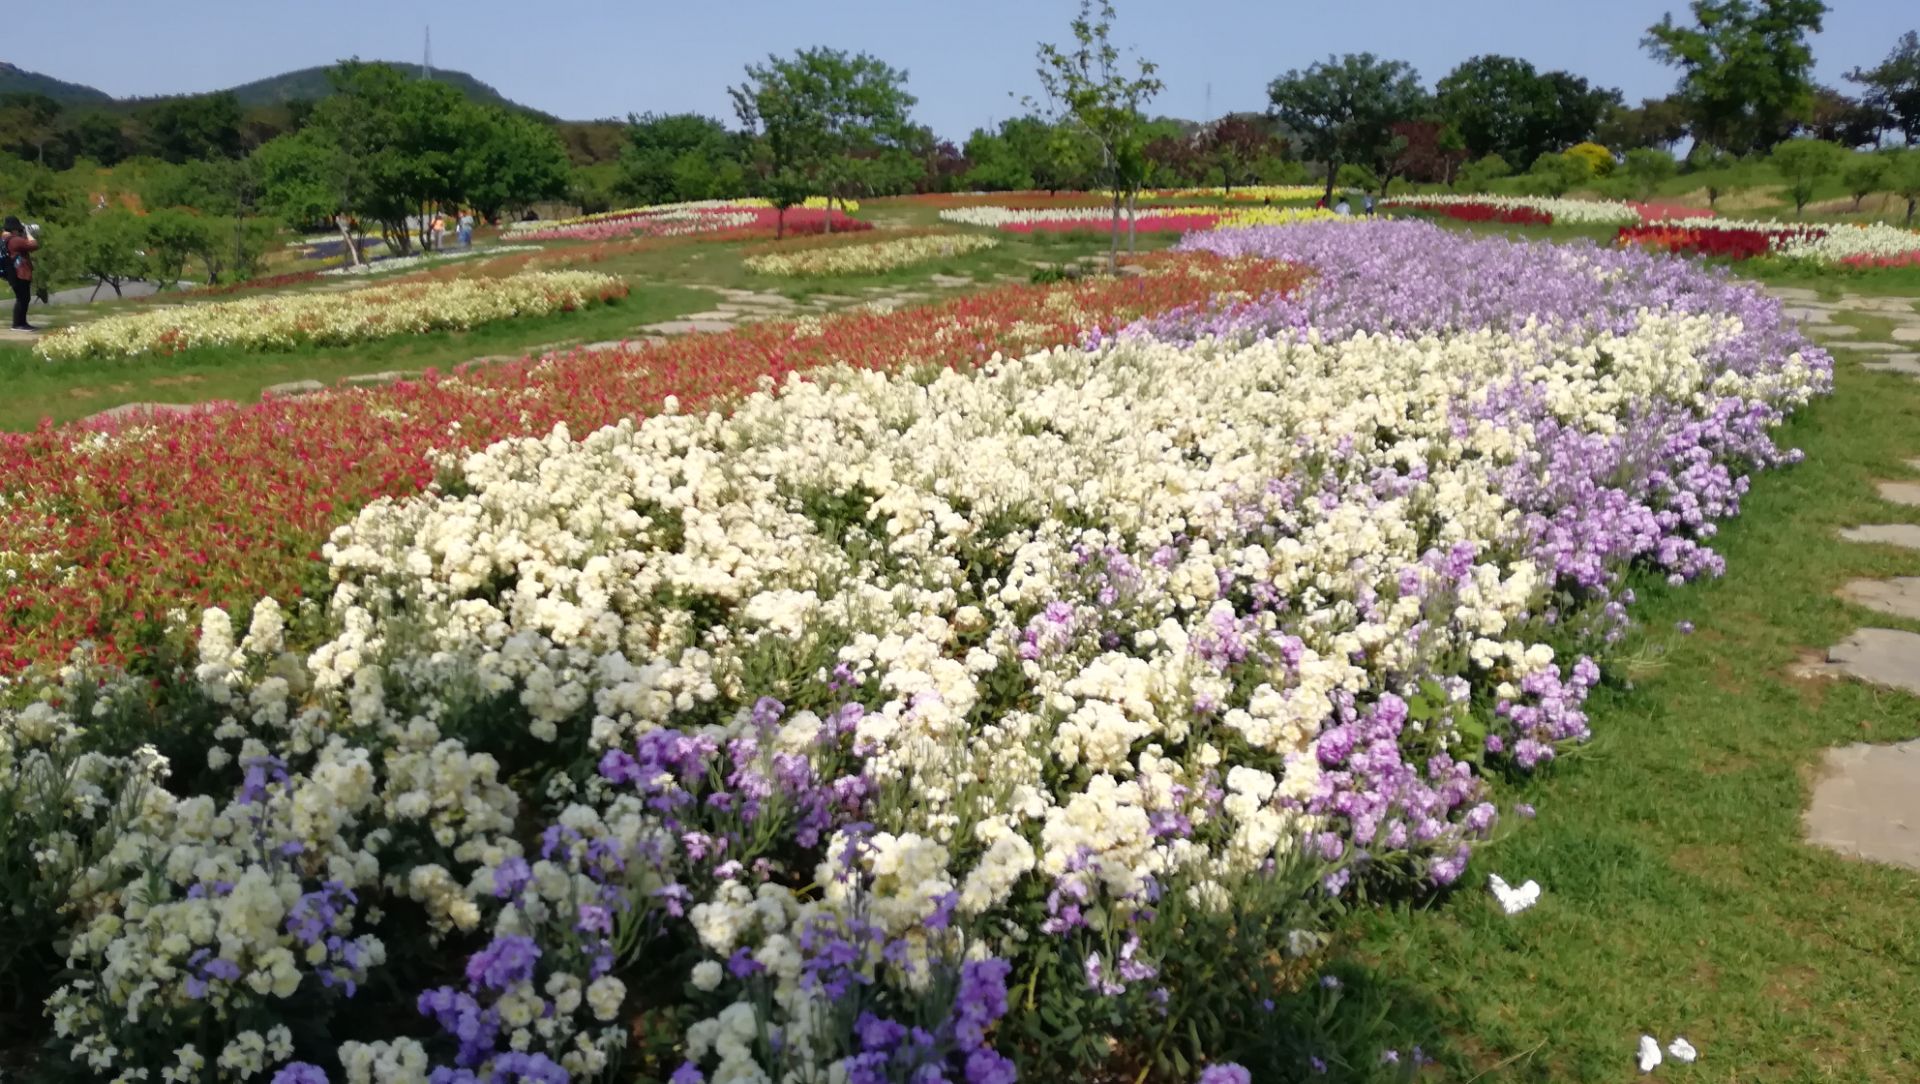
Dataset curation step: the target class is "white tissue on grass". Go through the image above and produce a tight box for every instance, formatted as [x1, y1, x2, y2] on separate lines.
[1667, 1037, 1697, 1063]
[1488, 873, 1541, 914]
[1637, 1035, 1663, 1073]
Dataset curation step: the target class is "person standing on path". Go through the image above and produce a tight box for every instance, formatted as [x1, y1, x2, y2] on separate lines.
[2, 216, 40, 331]
[458, 211, 474, 249]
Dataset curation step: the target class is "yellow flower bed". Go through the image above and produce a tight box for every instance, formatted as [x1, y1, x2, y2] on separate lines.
[1215, 206, 1353, 229]
[744, 233, 997, 277]
[37, 271, 627, 362]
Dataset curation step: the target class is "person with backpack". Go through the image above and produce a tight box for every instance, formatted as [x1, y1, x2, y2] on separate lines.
[2, 216, 40, 331]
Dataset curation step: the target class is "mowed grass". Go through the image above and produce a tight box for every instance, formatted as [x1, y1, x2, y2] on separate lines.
[0, 285, 713, 430]
[1332, 340, 1920, 1082]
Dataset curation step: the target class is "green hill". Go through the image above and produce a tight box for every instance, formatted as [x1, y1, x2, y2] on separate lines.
[221, 63, 540, 114]
[0, 60, 549, 118]
[0, 62, 112, 104]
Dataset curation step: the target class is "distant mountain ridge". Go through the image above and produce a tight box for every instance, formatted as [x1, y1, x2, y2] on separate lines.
[0, 61, 113, 103]
[0, 60, 548, 117]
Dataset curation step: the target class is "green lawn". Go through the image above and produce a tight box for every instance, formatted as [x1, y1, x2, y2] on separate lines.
[1329, 334, 1920, 1082]
[0, 285, 713, 429]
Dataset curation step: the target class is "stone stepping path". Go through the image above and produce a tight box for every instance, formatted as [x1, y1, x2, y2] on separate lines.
[1785, 289, 1920, 879]
[1802, 628, 1920, 695]
[1879, 481, 1920, 507]
[1840, 524, 1920, 550]
[1839, 577, 1920, 620]
[1804, 739, 1920, 871]
[1864, 356, 1920, 377]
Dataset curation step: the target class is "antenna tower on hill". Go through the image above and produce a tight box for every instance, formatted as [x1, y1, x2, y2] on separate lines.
[423, 26, 433, 79]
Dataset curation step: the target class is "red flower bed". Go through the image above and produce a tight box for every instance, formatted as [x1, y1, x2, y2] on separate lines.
[0, 254, 1307, 674]
[1393, 201, 1553, 226]
[1616, 224, 1820, 261]
[1840, 251, 1920, 269]
[1001, 212, 1225, 234]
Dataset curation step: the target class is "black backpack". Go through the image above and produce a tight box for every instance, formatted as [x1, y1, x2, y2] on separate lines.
[0, 245, 14, 282]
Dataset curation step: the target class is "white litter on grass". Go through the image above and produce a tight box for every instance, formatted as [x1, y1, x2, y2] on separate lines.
[1667, 1037, 1697, 1064]
[1488, 873, 1541, 914]
[1637, 1035, 1663, 1073]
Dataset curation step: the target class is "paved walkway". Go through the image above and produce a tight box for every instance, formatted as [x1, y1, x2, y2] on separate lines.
[1774, 287, 1920, 872]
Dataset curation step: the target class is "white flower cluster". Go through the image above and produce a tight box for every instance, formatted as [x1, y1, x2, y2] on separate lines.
[37, 271, 625, 362]
[1381, 194, 1642, 225]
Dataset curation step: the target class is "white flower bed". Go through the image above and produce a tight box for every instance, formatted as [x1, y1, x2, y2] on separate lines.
[744, 233, 999, 276]
[36, 270, 625, 361]
[319, 244, 541, 277]
[1382, 194, 1641, 225]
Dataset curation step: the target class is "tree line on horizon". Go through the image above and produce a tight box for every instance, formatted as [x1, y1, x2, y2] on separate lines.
[1, 0, 1918, 297]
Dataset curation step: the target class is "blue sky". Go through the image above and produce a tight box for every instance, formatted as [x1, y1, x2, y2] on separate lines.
[19, 0, 1913, 139]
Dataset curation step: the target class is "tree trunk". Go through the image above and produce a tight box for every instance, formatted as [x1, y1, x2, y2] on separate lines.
[824, 196, 833, 235]
[1322, 163, 1337, 203]
[1126, 189, 1138, 256]
[1108, 193, 1121, 273]
[1906, 197, 1915, 227]
[337, 216, 362, 267]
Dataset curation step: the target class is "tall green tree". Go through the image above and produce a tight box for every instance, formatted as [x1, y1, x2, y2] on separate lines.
[1032, 0, 1163, 266]
[1644, 0, 1829, 155]
[1842, 154, 1891, 210]
[1847, 30, 1920, 144]
[1769, 137, 1848, 213]
[1595, 95, 1692, 150]
[65, 208, 147, 299]
[1268, 53, 1427, 202]
[0, 93, 64, 165]
[138, 92, 246, 163]
[1620, 146, 1680, 199]
[463, 110, 571, 223]
[1435, 57, 1618, 164]
[730, 48, 918, 236]
[1890, 148, 1920, 224]
[615, 113, 747, 205]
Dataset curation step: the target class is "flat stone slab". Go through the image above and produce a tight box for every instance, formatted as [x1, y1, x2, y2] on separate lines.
[1864, 355, 1920, 376]
[1879, 481, 1920, 508]
[1783, 306, 1834, 323]
[1896, 327, 1920, 343]
[339, 370, 422, 387]
[1841, 524, 1920, 550]
[636, 319, 735, 335]
[1766, 287, 1824, 302]
[1804, 738, 1920, 871]
[1813, 628, 1920, 695]
[1841, 296, 1920, 315]
[262, 380, 327, 397]
[928, 274, 975, 288]
[79, 400, 234, 425]
[1840, 578, 1920, 620]
[1814, 324, 1860, 337]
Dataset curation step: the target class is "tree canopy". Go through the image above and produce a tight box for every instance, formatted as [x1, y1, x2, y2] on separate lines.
[1644, 0, 1829, 155]
[1435, 56, 1619, 165]
[731, 47, 919, 233]
[1268, 53, 1427, 199]
[1847, 30, 1920, 144]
